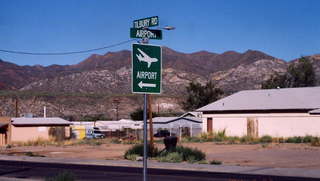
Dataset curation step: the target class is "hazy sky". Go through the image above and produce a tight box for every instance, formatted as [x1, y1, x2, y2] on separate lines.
[1, 0, 319, 66]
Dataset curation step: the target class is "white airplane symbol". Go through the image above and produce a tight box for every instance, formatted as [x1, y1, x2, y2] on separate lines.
[136, 48, 158, 68]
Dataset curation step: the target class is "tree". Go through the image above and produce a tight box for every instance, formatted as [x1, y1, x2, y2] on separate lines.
[182, 81, 223, 111]
[130, 108, 159, 120]
[262, 57, 316, 89]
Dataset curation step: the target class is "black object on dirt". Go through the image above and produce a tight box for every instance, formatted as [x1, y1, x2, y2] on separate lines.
[163, 136, 178, 152]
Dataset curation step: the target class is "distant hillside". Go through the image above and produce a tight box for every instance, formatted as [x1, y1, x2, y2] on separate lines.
[1, 48, 320, 119]
[0, 47, 296, 95]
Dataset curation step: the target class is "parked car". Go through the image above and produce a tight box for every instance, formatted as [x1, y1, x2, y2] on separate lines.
[86, 128, 105, 139]
[154, 130, 170, 137]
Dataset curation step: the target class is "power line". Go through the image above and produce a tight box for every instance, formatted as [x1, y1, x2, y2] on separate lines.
[0, 39, 135, 55]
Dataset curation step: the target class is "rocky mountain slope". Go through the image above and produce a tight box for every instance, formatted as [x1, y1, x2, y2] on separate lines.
[1, 48, 319, 119]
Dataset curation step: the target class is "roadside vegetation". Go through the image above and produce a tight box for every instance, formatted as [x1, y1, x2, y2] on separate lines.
[181, 131, 320, 146]
[124, 144, 207, 164]
[9, 132, 320, 148]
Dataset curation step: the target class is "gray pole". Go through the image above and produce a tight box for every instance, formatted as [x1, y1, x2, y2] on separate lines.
[143, 93, 148, 181]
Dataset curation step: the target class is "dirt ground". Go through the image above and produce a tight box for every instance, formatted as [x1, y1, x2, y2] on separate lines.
[1, 142, 320, 169]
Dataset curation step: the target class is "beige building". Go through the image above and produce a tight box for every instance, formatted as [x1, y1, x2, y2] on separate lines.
[0, 117, 71, 146]
[197, 87, 320, 137]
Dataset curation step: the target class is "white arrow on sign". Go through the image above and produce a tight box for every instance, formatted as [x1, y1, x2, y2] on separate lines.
[138, 81, 156, 88]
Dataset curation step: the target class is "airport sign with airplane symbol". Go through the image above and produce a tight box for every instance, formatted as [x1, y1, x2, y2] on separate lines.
[132, 44, 162, 94]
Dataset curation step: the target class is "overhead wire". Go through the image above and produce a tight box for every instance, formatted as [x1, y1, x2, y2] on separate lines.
[0, 39, 136, 55]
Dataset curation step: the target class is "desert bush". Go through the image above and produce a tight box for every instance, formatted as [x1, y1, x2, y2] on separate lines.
[124, 144, 158, 159]
[259, 135, 273, 143]
[210, 160, 222, 165]
[24, 152, 45, 157]
[311, 137, 320, 147]
[226, 136, 241, 144]
[158, 152, 183, 163]
[240, 136, 254, 143]
[286, 136, 303, 143]
[125, 154, 139, 161]
[303, 135, 314, 143]
[197, 160, 209, 164]
[175, 146, 206, 162]
[182, 136, 202, 143]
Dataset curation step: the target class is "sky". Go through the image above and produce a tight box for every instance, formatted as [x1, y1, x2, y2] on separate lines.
[0, 0, 319, 66]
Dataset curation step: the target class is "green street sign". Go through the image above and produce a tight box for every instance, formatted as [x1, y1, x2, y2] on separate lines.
[132, 44, 162, 94]
[133, 16, 159, 28]
[130, 28, 162, 40]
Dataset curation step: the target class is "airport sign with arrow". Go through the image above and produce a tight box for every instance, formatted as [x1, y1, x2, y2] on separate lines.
[132, 43, 162, 94]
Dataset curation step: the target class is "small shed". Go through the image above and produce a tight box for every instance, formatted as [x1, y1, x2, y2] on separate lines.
[11, 117, 71, 142]
[149, 117, 202, 137]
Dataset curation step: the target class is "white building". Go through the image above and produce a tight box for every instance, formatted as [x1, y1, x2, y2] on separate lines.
[149, 117, 202, 137]
[197, 87, 320, 137]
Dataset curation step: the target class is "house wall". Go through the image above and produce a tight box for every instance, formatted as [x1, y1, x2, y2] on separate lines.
[202, 113, 320, 137]
[11, 126, 70, 142]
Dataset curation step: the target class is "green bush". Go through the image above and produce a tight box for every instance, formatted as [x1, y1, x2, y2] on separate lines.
[303, 135, 313, 143]
[124, 144, 158, 159]
[286, 136, 303, 143]
[311, 137, 320, 147]
[227, 136, 240, 144]
[46, 171, 75, 181]
[210, 160, 222, 165]
[197, 160, 209, 164]
[240, 136, 254, 143]
[175, 146, 206, 162]
[158, 152, 183, 163]
[182, 137, 202, 143]
[260, 135, 273, 143]
[214, 129, 227, 142]
[125, 154, 139, 161]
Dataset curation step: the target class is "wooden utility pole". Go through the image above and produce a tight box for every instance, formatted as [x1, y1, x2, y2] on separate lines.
[15, 97, 19, 117]
[148, 95, 154, 147]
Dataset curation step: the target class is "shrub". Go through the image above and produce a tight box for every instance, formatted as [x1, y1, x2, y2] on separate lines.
[158, 152, 183, 163]
[311, 137, 320, 147]
[227, 136, 240, 144]
[303, 135, 313, 143]
[260, 135, 273, 143]
[286, 136, 303, 143]
[24, 152, 45, 157]
[240, 136, 254, 143]
[182, 137, 202, 143]
[197, 160, 209, 164]
[210, 160, 222, 165]
[125, 154, 139, 161]
[175, 146, 206, 162]
[213, 129, 227, 142]
[46, 171, 75, 181]
[124, 144, 158, 159]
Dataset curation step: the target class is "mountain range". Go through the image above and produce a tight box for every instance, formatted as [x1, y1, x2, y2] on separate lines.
[3, 47, 319, 95]
[0, 48, 319, 119]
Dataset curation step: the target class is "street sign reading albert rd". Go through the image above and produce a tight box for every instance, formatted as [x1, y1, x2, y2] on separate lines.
[132, 44, 162, 94]
[133, 16, 159, 29]
[130, 28, 162, 40]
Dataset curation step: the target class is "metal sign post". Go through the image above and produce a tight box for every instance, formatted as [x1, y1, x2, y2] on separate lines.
[131, 16, 163, 181]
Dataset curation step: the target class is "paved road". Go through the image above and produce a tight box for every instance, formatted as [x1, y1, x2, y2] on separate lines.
[0, 160, 319, 181]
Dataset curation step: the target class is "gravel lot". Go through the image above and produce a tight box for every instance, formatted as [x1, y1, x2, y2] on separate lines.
[1, 141, 320, 169]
